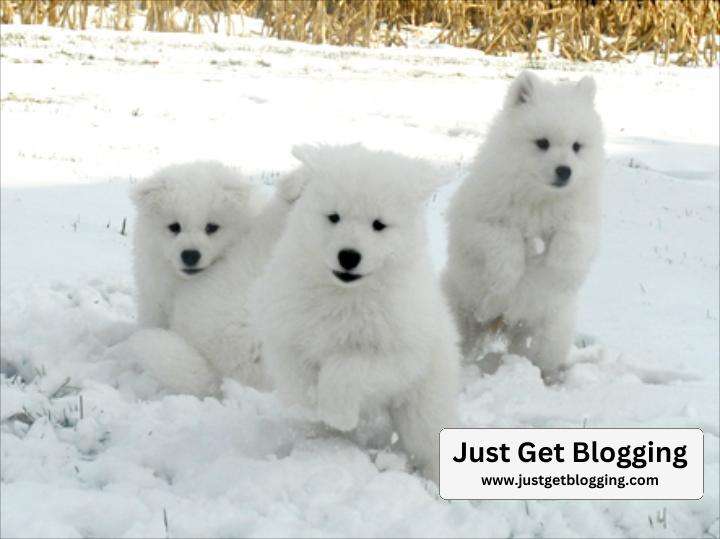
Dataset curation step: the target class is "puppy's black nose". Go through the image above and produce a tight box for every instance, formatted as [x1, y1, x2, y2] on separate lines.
[181, 249, 201, 267]
[338, 249, 361, 271]
[554, 165, 572, 187]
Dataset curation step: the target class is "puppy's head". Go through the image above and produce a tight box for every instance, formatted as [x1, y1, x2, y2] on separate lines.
[286, 144, 443, 288]
[132, 161, 253, 278]
[499, 71, 604, 193]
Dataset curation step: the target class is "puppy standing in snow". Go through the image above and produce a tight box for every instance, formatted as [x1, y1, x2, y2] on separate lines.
[129, 161, 297, 394]
[443, 71, 604, 381]
[251, 144, 459, 482]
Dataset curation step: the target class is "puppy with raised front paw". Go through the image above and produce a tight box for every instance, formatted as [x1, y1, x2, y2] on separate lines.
[130, 161, 295, 392]
[443, 71, 605, 381]
[251, 144, 459, 482]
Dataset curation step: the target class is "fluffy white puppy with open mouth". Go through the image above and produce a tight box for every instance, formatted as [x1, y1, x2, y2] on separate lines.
[251, 144, 459, 483]
[128, 161, 297, 394]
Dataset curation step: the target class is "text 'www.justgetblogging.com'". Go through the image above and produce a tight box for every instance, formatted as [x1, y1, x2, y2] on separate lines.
[480, 473, 660, 490]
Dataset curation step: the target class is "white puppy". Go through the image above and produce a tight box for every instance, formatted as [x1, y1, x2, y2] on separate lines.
[443, 71, 604, 380]
[131, 161, 295, 392]
[251, 144, 459, 482]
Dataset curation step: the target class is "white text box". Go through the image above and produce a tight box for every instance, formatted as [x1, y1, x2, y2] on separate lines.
[439, 428, 703, 500]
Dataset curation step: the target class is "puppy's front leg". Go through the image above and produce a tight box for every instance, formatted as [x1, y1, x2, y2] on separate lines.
[464, 221, 526, 323]
[536, 227, 598, 290]
[317, 358, 362, 432]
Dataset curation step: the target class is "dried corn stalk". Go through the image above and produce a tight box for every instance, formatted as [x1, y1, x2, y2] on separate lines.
[0, 0, 717, 66]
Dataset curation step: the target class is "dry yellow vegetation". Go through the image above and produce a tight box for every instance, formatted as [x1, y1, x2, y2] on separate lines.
[1, 0, 718, 66]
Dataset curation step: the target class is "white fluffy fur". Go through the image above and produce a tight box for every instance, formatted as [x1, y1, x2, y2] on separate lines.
[132, 161, 293, 392]
[251, 144, 459, 482]
[114, 328, 217, 396]
[443, 71, 605, 379]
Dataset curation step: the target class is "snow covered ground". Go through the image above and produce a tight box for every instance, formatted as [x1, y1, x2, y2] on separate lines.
[1, 23, 718, 538]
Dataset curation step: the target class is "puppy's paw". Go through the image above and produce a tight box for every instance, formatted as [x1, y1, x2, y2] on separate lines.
[540, 365, 567, 386]
[318, 399, 360, 432]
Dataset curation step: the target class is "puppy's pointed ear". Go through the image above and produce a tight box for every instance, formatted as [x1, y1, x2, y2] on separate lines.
[130, 175, 165, 209]
[505, 70, 539, 108]
[276, 168, 310, 204]
[291, 144, 325, 172]
[576, 76, 597, 103]
[221, 178, 252, 207]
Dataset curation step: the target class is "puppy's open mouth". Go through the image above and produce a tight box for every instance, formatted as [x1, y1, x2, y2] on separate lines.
[182, 268, 205, 275]
[332, 270, 363, 283]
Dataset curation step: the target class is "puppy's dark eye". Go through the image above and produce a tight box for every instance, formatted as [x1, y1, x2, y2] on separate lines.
[205, 223, 220, 235]
[327, 213, 340, 224]
[572, 142, 582, 153]
[372, 219, 386, 232]
[168, 222, 181, 234]
[535, 138, 550, 151]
